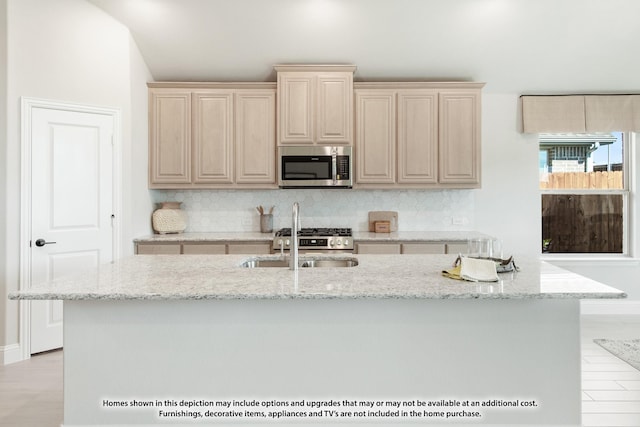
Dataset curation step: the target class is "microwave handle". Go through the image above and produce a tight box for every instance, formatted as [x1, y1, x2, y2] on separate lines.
[331, 148, 337, 183]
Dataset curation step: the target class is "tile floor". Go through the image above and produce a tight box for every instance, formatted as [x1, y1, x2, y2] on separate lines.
[1, 315, 639, 426]
[581, 315, 640, 427]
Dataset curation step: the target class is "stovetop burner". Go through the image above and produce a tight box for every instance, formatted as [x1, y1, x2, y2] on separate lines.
[275, 227, 352, 237]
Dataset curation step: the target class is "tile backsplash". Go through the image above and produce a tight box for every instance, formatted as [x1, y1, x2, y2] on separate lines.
[152, 189, 475, 232]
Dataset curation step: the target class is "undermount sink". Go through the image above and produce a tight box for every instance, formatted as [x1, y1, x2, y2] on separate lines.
[240, 257, 358, 268]
[239, 259, 290, 268]
[299, 259, 358, 268]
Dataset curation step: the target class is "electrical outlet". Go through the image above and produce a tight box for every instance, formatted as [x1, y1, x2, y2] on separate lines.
[452, 217, 466, 226]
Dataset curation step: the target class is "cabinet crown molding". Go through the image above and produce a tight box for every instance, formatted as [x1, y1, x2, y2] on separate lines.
[354, 81, 485, 90]
[148, 82, 276, 89]
[273, 64, 357, 73]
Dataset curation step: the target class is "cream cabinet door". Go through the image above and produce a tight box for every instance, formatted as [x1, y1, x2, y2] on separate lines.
[397, 91, 438, 184]
[277, 73, 314, 144]
[235, 90, 276, 184]
[192, 91, 234, 184]
[182, 243, 226, 255]
[149, 89, 191, 185]
[439, 91, 481, 185]
[136, 243, 181, 255]
[227, 243, 272, 255]
[355, 90, 396, 184]
[355, 243, 401, 254]
[316, 73, 353, 145]
[277, 69, 353, 146]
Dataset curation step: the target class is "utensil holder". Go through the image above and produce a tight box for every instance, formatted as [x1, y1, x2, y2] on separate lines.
[260, 214, 273, 233]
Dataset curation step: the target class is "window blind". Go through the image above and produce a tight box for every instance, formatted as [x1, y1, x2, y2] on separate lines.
[521, 94, 640, 133]
[521, 96, 586, 133]
[585, 95, 638, 132]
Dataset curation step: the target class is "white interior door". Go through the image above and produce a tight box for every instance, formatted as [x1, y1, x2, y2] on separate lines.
[29, 107, 114, 354]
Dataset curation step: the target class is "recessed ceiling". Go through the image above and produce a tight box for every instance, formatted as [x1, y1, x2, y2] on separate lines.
[87, 0, 640, 93]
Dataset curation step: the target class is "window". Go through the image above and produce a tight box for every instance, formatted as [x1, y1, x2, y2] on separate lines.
[540, 132, 627, 254]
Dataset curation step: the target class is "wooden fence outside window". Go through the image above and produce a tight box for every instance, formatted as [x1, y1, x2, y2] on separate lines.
[539, 171, 623, 190]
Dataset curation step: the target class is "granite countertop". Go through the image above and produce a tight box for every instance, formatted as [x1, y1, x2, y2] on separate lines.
[134, 231, 492, 243]
[8, 254, 626, 301]
[134, 232, 273, 243]
[352, 230, 492, 242]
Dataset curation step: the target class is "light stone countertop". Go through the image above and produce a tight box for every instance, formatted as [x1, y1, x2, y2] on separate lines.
[134, 232, 273, 243]
[133, 231, 492, 243]
[8, 254, 626, 301]
[352, 230, 492, 242]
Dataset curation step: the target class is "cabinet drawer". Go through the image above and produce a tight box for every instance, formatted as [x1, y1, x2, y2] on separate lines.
[401, 243, 445, 254]
[355, 243, 401, 254]
[182, 243, 226, 255]
[136, 243, 181, 255]
[446, 243, 468, 254]
[227, 243, 272, 255]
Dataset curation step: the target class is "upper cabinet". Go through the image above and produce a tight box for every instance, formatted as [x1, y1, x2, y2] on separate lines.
[275, 65, 356, 146]
[355, 91, 396, 184]
[354, 82, 483, 189]
[148, 73, 483, 190]
[149, 84, 276, 189]
[149, 89, 192, 184]
[438, 90, 481, 185]
[192, 90, 233, 184]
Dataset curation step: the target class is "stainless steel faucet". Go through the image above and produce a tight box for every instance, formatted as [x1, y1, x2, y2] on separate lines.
[290, 202, 300, 270]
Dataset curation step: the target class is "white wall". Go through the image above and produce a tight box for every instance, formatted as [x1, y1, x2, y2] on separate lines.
[127, 35, 154, 253]
[476, 94, 542, 256]
[1, 0, 151, 359]
[0, 0, 9, 356]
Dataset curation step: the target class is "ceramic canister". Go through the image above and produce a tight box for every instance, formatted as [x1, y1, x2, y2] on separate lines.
[152, 202, 187, 234]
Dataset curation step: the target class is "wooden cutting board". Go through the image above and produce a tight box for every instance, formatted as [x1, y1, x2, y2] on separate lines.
[368, 211, 398, 232]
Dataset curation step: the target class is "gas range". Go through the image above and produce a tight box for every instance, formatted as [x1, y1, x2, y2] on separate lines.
[273, 227, 354, 251]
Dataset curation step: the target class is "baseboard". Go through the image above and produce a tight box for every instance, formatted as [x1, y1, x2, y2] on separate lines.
[0, 343, 23, 365]
[581, 300, 640, 315]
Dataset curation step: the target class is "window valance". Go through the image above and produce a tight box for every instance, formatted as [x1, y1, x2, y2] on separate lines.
[521, 95, 640, 133]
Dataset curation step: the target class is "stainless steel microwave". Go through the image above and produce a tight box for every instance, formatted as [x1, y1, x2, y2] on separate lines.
[278, 146, 353, 188]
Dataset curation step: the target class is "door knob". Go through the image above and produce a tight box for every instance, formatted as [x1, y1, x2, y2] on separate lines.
[35, 238, 56, 247]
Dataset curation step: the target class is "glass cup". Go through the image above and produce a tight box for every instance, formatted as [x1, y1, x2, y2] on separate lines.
[467, 238, 502, 259]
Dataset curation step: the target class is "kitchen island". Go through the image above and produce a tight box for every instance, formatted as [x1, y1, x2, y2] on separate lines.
[10, 254, 625, 426]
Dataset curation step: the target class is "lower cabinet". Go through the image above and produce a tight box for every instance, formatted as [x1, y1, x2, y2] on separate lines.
[227, 243, 271, 255]
[182, 243, 226, 255]
[355, 242, 464, 255]
[355, 243, 401, 254]
[136, 242, 271, 255]
[445, 242, 468, 255]
[136, 243, 182, 255]
[136, 241, 466, 256]
[401, 243, 446, 254]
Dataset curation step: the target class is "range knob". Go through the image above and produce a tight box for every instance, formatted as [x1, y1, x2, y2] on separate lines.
[335, 238, 343, 246]
[329, 239, 335, 247]
[344, 238, 350, 246]
[285, 239, 290, 247]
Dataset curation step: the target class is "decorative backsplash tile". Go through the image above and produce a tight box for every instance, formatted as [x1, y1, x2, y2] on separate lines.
[151, 189, 475, 232]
